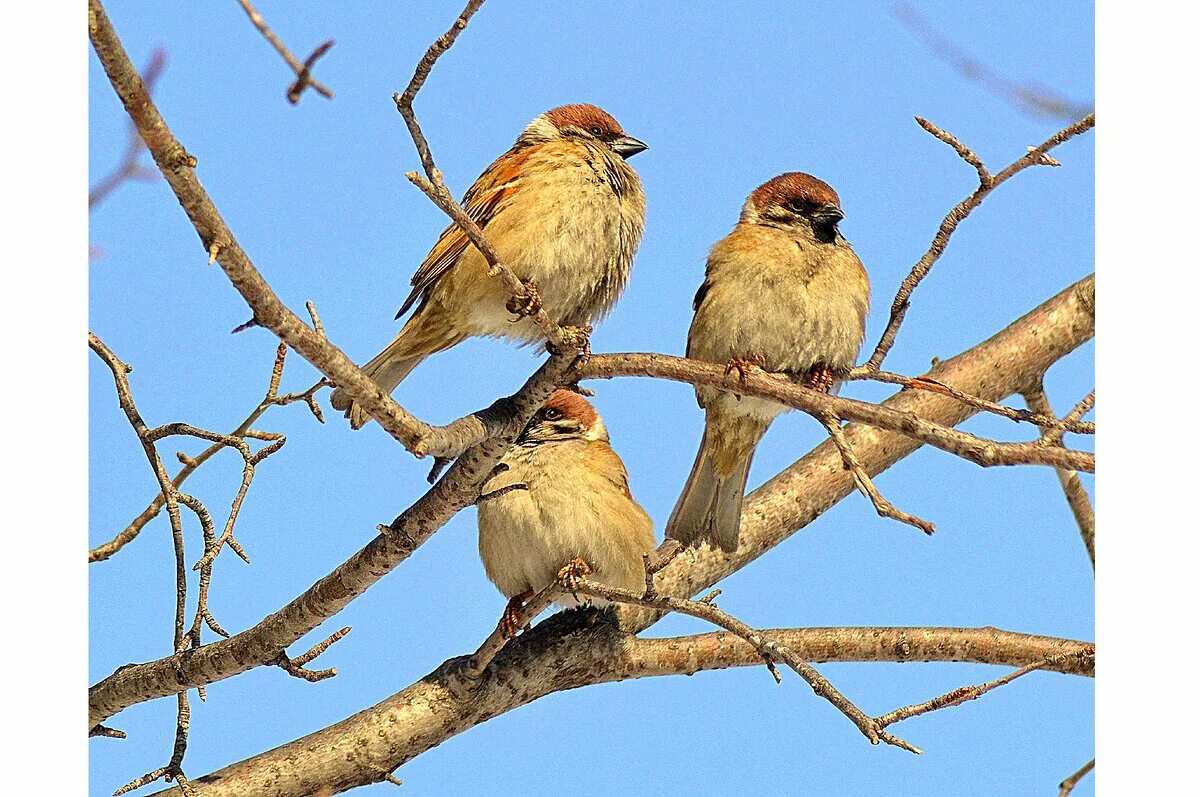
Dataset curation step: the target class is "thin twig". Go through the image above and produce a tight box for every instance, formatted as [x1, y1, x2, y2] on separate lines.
[574, 566, 923, 754]
[274, 627, 352, 682]
[1058, 758, 1095, 797]
[874, 646, 1094, 727]
[863, 112, 1095, 371]
[846, 368, 1094, 435]
[1040, 390, 1095, 446]
[235, 0, 334, 103]
[1023, 386, 1095, 568]
[90, 344, 325, 563]
[820, 412, 936, 534]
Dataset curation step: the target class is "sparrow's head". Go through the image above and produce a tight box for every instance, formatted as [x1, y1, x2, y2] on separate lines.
[519, 103, 647, 159]
[742, 172, 845, 243]
[517, 390, 609, 445]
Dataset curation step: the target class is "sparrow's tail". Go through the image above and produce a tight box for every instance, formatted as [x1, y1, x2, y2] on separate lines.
[330, 307, 464, 429]
[665, 411, 769, 553]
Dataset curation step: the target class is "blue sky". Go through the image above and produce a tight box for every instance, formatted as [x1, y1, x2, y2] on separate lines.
[89, 2, 1094, 795]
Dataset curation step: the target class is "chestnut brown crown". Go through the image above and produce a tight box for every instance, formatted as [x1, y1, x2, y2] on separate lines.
[535, 104, 648, 159]
[517, 390, 607, 445]
[545, 104, 626, 138]
[748, 172, 841, 214]
[744, 172, 845, 239]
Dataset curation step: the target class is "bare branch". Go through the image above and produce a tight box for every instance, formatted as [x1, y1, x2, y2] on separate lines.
[863, 112, 1095, 371]
[391, 0, 582, 353]
[1058, 758, 1095, 797]
[89, 274, 1093, 731]
[89, 345, 326, 564]
[576, 350, 1095, 473]
[159, 625, 1091, 796]
[819, 412, 936, 534]
[88, 0, 440, 453]
[275, 627, 352, 682]
[574, 572, 922, 754]
[1023, 385, 1095, 568]
[235, 0, 334, 103]
[847, 369, 1094, 435]
[874, 646, 1094, 727]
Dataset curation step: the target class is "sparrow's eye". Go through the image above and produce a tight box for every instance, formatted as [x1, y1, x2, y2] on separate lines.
[589, 125, 603, 136]
[787, 199, 808, 214]
[540, 407, 563, 421]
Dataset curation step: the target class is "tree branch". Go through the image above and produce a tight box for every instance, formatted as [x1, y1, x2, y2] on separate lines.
[93, 273, 1094, 738]
[1023, 385, 1096, 568]
[154, 624, 1091, 796]
[235, 0, 334, 103]
[862, 112, 1095, 371]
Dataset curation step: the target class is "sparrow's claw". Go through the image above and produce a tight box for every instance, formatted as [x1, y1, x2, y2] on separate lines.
[556, 556, 592, 595]
[803, 364, 836, 393]
[500, 590, 534, 639]
[723, 354, 767, 382]
[506, 280, 543, 318]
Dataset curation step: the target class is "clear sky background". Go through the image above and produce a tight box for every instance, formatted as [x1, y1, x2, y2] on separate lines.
[89, 2, 1094, 795]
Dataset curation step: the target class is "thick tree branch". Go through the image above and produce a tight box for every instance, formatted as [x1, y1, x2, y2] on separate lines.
[89, 274, 1092, 730]
[156, 624, 1091, 796]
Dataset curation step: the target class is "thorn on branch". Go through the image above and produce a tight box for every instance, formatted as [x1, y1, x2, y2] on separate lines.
[230, 317, 261, 334]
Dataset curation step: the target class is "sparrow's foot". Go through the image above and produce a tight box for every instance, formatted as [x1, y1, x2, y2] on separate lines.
[500, 590, 534, 640]
[556, 556, 593, 595]
[803, 364, 836, 393]
[506, 280, 543, 318]
[723, 354, 768, 382]
[547, 325, 592, 358]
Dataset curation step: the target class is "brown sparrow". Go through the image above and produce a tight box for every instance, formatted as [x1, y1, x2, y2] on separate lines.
[331, 104, 647, 427]
[476, 389, 656, 636]
[665, 173, 870, 552]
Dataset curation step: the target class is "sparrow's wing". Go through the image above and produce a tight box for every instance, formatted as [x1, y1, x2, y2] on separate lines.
[593, 443, 636, 501]
[395, 147, 533, 319]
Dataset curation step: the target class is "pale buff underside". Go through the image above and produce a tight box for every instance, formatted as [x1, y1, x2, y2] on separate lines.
[427, 139, 645, 344]
[688, 222, 870, 423]
[477, 438, 656, 606]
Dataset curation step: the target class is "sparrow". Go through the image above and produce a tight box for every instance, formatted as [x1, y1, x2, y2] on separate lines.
[331, 104, 648, 428]
[476, 389, 656, 636]
[665, 172, 870, 552]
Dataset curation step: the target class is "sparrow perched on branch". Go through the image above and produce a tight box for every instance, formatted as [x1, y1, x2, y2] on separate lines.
[665, 172, 870, 552]
[331, 104, 648, 428]
[477, 389, 656, 636]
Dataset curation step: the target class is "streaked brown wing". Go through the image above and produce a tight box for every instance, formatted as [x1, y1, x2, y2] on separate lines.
[395, 146, 532, 319]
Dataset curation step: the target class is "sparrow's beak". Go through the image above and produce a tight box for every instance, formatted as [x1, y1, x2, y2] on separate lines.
[812, 204, 844, 225]
[611, 135, 648, 158]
